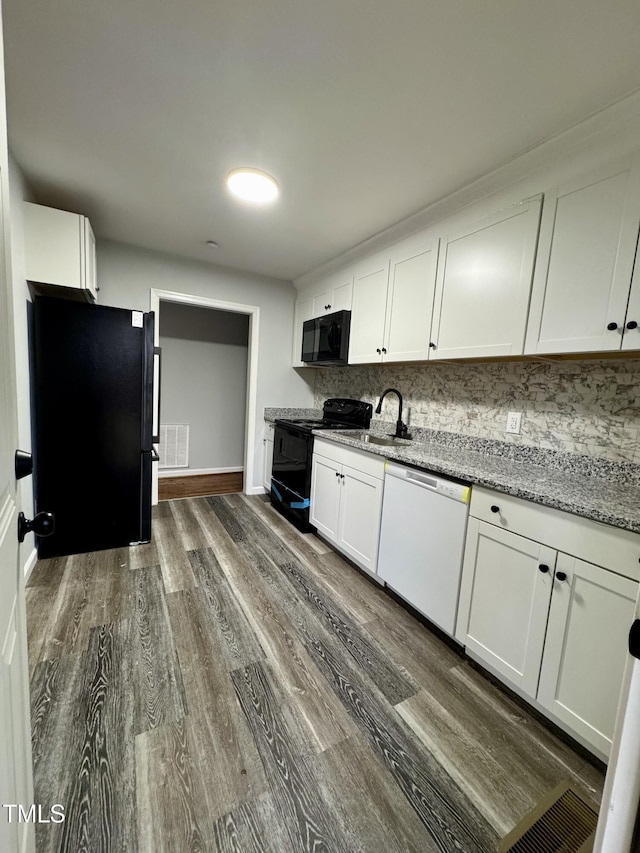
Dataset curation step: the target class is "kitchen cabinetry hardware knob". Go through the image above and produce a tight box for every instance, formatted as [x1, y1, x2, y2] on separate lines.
[335, 471, 340, 478]
[376, 348, 382, 354]
[538, 564, 549, 573]
[607, 322, 619, 331]
[627, 320, 638, 330]
[381, 347, 387, 354]
[556, 571, 567, 582]
[429, 342, 436, 349]
[340, 474, 345, 480]
[18, 511, 55, 543]
[490, 505, 500, 513]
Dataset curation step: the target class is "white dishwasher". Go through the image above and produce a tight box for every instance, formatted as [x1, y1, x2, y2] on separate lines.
[377, 461, 471, 637]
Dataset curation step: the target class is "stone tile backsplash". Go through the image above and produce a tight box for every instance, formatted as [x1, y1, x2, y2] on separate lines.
[313, 359, 640, 463]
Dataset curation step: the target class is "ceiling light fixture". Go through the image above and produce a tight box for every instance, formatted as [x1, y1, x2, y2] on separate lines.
[226, 167, 279, 204]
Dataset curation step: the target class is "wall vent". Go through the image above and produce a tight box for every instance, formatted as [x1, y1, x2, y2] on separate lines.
[159, 424, 190, 469]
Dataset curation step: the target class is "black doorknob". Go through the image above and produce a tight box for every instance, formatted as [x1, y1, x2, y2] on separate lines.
[555, 571, 567, 582]
[627, 320, 638, 330]
[607, 322, 619, 331]
[490, 505, 500, 513]
[18, 511, 55, 543]
[14, 450, 33, 480]
[538, 564, 549, 573]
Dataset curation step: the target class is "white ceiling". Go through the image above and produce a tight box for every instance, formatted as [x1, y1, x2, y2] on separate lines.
[4, 0, 640, 281]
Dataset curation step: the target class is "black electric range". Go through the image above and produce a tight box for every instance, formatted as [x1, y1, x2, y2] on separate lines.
[271, 398, 372, 531]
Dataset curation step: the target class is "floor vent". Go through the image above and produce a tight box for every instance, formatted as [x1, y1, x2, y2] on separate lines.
[159, 424, 190, 468]
[498, 782, 598, 853]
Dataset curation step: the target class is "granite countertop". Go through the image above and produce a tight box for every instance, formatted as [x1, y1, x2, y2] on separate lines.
[311, 427, 640, 535]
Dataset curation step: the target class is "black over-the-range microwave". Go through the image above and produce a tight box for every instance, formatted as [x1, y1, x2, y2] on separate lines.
[301, 310, 351, 365]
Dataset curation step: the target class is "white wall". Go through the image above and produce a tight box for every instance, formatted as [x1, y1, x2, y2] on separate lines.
[159, 302, 248, 471]
[96, 240, 315, 490]
[9, 155, 36, 574]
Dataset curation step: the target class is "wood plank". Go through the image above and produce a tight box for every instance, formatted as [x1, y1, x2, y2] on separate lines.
[153, 515, 199, 593]
[170, 498, 211, 551]
[128, 538, 160, 571]
[310, 733, 443, 852]
[212, 793, 297, 853]
[187, 547, 266, 672]
[166, 588, 268, 820]
[212, 494, 418, 706]
[130, 565, 187, 734]
[231, 662, 350, 853]
[302, 631, 498, 852]
[26, 553, 69, 589]
[190, 497, 355, 755]
[135, 718, 211, 853]
[159, 471, 243, 500]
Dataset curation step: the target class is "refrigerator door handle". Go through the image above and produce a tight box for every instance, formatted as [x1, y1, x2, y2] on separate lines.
[152, 347, 162, 444]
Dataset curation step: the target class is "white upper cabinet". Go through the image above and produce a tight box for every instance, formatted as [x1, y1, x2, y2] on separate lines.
[382, 233, 439, 362]
[23, 202, 98, 301]
[349, 233, 439, 364]
[292, 270, 353, 366]
[525, 156, 640, 355]
[349, 252, 391, 363]
[430, 196, 542, 360]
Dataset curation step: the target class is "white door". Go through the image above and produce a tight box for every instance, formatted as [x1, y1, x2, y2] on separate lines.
[337, 464, 384, 574]
[456, 519, 555, 696]
[431, 196, 542, 359]
[348, 253, 390, 364]
[0, 177, 35, 851]
[309, 455, 341, 542]
[526, 156, 640, 355]
[537, 554, 637, 757]
[383, 233, 439, 363]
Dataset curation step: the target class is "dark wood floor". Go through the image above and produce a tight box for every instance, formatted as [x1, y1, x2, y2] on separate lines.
[26, 494, 605, 852]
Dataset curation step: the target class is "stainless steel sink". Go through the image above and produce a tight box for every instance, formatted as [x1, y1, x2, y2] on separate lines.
[357, 433, 411, 447]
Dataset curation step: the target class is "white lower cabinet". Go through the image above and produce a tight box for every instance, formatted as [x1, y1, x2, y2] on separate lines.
[458, 519, 556, 696]
[537, 554, 637, 757]
[262, 422, 274, 491]
[310, 438, 385, 574]
[457, 486, 640, 759]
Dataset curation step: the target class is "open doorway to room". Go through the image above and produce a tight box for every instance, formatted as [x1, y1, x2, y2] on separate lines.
[150, 289, 259, 501]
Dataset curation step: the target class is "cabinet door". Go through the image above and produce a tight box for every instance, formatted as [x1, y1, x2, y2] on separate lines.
[526, 156, 640, 355]
[431, 196, 542, 359]
[292, 297, 313, 367]
[537, 554, 638, 757]
[312, 290, 332, 317]
[348, 254, 390, 364]
[331, 276, 353, 312]
[82, 216, 98, 301]
[24, 202, 84, 290]
[337, 464, 384, 573]
[621, 227, 640, 352]
[310, 455, 341, 542]
[383, 233, 439, 362]
[456, 519, 555, 695]
[263, 424, 274, 491]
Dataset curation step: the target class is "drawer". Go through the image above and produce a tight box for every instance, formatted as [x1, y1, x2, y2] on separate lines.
[313, 437, 385, 480]
[471, 486, 640, 581]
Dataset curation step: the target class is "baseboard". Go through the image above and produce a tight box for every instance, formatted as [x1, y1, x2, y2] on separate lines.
[159, 470, 244, 500]
[159, 466, 243, 478]
[23, 547, 38, 583]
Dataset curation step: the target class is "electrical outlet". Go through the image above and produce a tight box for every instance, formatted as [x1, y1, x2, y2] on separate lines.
[506, 411, 522, 434]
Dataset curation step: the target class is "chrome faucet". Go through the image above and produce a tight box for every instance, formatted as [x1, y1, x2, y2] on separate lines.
[375, 388, 411, 439]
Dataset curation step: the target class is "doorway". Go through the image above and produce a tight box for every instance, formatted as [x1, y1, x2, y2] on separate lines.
[149, 289, 259, 501]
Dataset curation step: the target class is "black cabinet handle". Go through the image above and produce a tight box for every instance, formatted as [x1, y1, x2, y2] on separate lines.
[341, 474, 345, 480]
[381, 347, 387, 354]
[607, 322, 619, 331]
[376, 348, 381, 354]
[490, 505, 500, 513]
[556, 571, 567, 582]
[627, 320, 638, 330]
[538, 564, 549, 573]
[335, 471, 340, 478]
[429, 342, 436, 349]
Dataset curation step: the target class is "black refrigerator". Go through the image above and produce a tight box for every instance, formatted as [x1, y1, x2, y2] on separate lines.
[32, 296, 156, 558]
